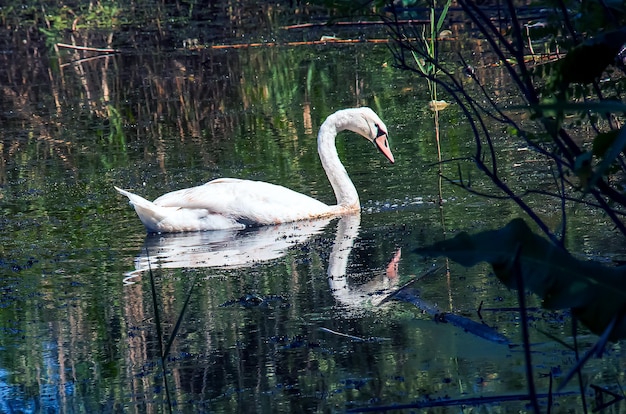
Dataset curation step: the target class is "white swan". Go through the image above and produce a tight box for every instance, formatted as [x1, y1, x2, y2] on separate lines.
[115, 107, 394, 232]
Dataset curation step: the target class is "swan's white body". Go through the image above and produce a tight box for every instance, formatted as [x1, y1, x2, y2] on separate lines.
[116, 107, 394, 232]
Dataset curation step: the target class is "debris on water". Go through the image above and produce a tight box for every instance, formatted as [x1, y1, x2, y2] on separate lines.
[267, 335, 321, 350]
[363, 197, 433, 214]
[319, 327, 389, 343]
[378, 266, 510, 345]
[220, 293, 290, 308]
[428, 100, 450, 111]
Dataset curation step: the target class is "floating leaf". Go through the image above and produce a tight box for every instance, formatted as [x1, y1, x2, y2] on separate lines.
[438, 29, 453, 39]
[416, 219, 626, 340]
[428, 100, 449, 111]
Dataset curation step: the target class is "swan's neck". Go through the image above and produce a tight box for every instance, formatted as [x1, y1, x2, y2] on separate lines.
[317, 112, 360, 211]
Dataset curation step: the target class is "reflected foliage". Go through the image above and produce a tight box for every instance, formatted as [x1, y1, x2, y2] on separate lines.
[2, 0, 624, 412]
[0, 4, 449, 410]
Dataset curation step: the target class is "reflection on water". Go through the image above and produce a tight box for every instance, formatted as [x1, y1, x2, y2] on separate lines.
[0, 368, 35, 413]
[125, 214, 401, 309]
[124, 217, 333, 283]
[327, 214, 401, 309]
[0, 8, 622, 411]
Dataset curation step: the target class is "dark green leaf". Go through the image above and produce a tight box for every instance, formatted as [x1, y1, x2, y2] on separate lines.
[593, 130, 621, 157]
[558, 27, 626, 86]
[588, 126, 626, 188]
[416, 219, 626, 340]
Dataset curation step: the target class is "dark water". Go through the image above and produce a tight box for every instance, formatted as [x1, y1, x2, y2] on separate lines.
[0, 13, 623, 413]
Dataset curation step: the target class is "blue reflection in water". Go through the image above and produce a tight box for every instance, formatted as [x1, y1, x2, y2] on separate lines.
[0, 341, 75, 413]
[0, 367, 36, 413]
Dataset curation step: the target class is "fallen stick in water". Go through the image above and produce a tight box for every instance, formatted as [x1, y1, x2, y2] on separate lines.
[379, 266, 510, 345]
[56, 43, 120, 53]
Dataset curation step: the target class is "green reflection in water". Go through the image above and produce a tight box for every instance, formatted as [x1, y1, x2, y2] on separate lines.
[0, 36, 618, 412]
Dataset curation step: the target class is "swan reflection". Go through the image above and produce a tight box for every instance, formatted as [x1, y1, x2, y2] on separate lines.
[123, 214, 400, 308]
[327, 214, 400, 308]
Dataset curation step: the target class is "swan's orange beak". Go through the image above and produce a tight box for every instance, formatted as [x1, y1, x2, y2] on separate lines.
[374, 134, 395, 164]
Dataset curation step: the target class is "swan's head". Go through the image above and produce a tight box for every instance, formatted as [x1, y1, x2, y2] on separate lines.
[339, 107, 395, 164]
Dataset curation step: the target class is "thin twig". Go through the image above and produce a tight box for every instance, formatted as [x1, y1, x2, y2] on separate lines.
[282, 19, 429, 29]
[56, 43, 120, 53]
[438, 173, 626, 217]
[146, 247, 174, 414]
[513, 244, 540, 414]
[60, 53, 116, 68]
[163, 272, 199, 358]
[208, 38, 392, 49]
[319, 327, 367, 342]
[377, 265, 444, 306]
[559, 304, 626, 392]
[571, 319, 589, 414]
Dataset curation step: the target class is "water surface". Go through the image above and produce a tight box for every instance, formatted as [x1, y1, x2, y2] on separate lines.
[0, 18, 623, 413]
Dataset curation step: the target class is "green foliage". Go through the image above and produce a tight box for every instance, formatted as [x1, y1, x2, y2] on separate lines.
[3, 1, 125, 44]
[588, 126, 626, 189]
[43, 5, 76, 31]
[524, 101, 626, 189]
[24, 1, 122, 47]
[593, 129, 622, 157]
[539, 77, 626, 195]
[82, 2, 120, 28]
[38, 27, 62, 48]
[417, 219, 626, 341]
[392, 0, 626, 370]
[408, 0, 451, 101]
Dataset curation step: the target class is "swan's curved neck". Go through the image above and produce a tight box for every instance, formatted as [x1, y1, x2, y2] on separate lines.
[317, 111, 360, 211]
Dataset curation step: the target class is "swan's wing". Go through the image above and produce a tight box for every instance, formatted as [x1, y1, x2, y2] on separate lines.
[153, 178, 333, 225]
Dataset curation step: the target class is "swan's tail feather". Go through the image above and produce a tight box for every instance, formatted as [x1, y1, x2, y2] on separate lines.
[115, 186, 169, 232]
[115, 186, 152, 208]
[115, 186, 245, 232]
